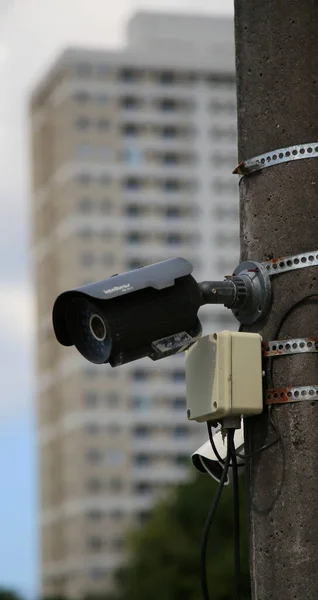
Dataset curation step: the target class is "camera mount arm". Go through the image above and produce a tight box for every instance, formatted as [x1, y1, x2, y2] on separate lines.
[199, 260, 272, 325]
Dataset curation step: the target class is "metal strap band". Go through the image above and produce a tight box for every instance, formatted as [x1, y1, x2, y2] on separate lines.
[263, 337, 318, 357]
[266, 385, 318, 405]
[233, 142, 318, 176]
[261, 250, 318, 276]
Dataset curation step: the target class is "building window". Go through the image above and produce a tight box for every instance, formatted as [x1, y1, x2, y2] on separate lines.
[131, 396, 150, 410]
[103, 253, 114, 266]
[112, 539, 124, 551]
[75, 116, 90, 130]
[134, 454, 150, 466]
[175, 454, 189, 465]
[165, 207, 181, 218]
[159, 71, 175, 85]
[159, 98, 177, 111]
[127, 259, 144, 270]
[80, 252, 94, 267]
[132, 369, 148, 381]
[77, 172, 91, 185]
[133, 425, 150, 438]
[88, 537, 104, 551]
[107, 449, 124, 465]
[99, 145, 111, 159]
[122, 123, 139, 137]
[86, 449, 103, 463]
[171, 369, 185, 382]
[120, 68, 139, 82]
[106, 391, 119, 407]
[215, 231, 239, 247]
[210, 99, 236, 114]
[76, 142, 92, 159]
[211, 126, 237, 141]
[96, 64, 108, 77]
[213, 205, 239, 220]
[90, 568, 107, 580]
[110, 509, 123, 520]
[76, 63, 92, 77]
[136, 511, 150, 525]
[174, 425, 188, 437]
[212, 153, 237, 168]
[121, 96, 139, 109]
[164, 179, 180, 192]
[213, 179, 238, 195]
[126, 231, 143, 244]
[107, 423, 121, 436]
[123, 177, 141, 190]
[78, 197, 92, 212]
[85, 422, 99, 435]
[99, 173, 111, 185]
[97, 118, 109, 131]
[135, 482, 151, 494]
[84, 391, 98, 407]
[122, 148, 143, 166]
[167, 232, 182, 245]
[100, 198, 112, 213]
[162, 152, 179, 165]
[73, 90, 90, 103]
[171, 397, 185, 410]
[87, 509, 103, 520]
[125, 204, 141, 217]
[162, 125, 177, 138]
[109, 478, 122, 492]
[96, 92, 108, 103]
[86, 478, 102, 492]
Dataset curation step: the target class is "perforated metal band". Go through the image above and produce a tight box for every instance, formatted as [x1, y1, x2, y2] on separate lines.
[263, 337, 318, 357]
[233, 142, 318, 176]
[261, 250, 318, 276]
[266, 386, 318, 405]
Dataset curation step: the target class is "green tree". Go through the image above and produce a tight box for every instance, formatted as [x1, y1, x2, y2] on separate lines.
[113, 472, 251, 600]
[0, 590, 24, 600]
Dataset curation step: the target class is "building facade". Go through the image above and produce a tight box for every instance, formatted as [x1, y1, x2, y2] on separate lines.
[30, 11, 238, 598]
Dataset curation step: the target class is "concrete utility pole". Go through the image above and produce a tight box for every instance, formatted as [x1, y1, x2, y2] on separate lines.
[234, 2, 318, 599]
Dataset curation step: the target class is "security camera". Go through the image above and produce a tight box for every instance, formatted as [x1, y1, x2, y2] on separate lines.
[52, 255, 272, 368]
[52, 258, 202, 367]
[191, 428, 245, 485]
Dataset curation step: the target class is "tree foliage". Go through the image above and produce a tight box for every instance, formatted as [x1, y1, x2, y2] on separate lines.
[113, 472, 251, 600]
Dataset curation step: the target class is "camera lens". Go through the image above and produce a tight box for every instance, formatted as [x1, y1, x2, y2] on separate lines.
[65, 297, 112, 364]
[89, 314, 107, 341]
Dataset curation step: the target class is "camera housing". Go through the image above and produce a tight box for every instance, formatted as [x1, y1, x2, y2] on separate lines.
[191, 428, 245, 485]
[52, 258, 202, 367]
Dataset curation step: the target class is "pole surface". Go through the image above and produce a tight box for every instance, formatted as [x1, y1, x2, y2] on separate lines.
[235, 2, 318, 598]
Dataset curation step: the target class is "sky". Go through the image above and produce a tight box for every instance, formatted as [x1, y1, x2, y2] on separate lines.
[0, 0, 234, 596]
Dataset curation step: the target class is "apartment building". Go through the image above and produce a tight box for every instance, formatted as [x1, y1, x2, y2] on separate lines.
[30, 11, 238, 598]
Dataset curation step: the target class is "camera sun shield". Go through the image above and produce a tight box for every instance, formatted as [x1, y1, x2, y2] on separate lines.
[52, 258, 203, 367]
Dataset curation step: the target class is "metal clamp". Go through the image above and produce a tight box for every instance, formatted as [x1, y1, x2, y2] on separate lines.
[261, 250, 318, 276]
[263, 337, 318, 357]
[266, 385, 318, 405]
[233, 142, 318, 176]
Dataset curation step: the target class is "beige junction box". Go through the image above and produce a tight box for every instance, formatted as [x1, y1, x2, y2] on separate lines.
[185, 330, 263, 423]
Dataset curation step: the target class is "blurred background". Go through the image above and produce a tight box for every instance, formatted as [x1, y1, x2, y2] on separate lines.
[0, 1, 249, 599]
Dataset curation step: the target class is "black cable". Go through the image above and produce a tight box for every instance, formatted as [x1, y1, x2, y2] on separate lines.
[207, 421, 225, 465]
[235, 405, 280, 460]
[228, 430, 241, 600]
[200, 438, 231, 600]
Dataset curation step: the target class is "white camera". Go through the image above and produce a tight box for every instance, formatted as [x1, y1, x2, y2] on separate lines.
[191, 428, 245, 485]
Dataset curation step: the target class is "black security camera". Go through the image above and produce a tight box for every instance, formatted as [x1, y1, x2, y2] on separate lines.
[52, 256, 271, 367]
[53, 258, 203, 367]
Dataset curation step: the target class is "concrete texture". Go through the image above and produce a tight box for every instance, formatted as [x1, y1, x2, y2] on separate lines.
[235, 1, 318, 598]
